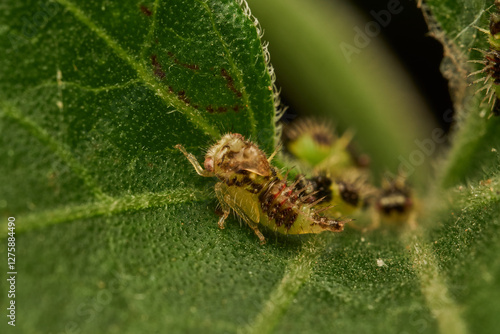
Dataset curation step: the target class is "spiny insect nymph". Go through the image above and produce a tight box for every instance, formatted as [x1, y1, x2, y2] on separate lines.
[293, 171, 376, 219]
[176, 133, 347, 244]
[371, 175, 417, 230]
[471, 0, 500, 116]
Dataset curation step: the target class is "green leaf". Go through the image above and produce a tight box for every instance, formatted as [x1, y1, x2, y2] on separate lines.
[0, 0, 276, 217]
[1, 1, 500, 334]
[424, 0, 500, 188]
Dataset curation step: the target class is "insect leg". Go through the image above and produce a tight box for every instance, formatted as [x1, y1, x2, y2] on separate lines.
[245, 220, 266, 245]
[215, 183, 266, 244]
[231, 197, 265, 244]
[175, 144, 214, 177]
[214, 182, 231, 229]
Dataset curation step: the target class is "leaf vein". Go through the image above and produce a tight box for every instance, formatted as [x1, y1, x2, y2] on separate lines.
[141, 0, 162, 57]
[17, 79, 143, 98]
[402, 229, 468, 334]
[55, 0, 220, 139]
[238, 237, 325, 334]
[0, 188, 211, 238]
[196, 0, 258, 138]
[0, 102, 108, 200]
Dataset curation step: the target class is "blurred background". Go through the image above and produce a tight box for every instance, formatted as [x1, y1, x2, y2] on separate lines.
[247, 0, 453, 185]
[328, 0, 453, 131]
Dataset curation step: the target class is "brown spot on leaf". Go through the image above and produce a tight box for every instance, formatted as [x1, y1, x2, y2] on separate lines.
[167, 51, 200, 71]
[140, 5, 153, 17]
[177, 90, 190, 104]
[221, 68, 242, 98]
[151, 54, 166, 79]
[205, 104, 242, 114]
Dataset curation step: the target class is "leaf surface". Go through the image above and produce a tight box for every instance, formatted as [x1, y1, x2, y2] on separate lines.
[1, 1, 500, 334]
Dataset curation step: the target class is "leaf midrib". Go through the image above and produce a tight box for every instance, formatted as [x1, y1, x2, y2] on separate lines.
[239, 237, 324, 334]
[1, 101, 108, 200]
[0, 187, 212, 238]
[236, 226, 470, 334]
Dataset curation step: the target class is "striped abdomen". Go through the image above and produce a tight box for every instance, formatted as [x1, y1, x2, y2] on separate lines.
[220, 171, 345, 235]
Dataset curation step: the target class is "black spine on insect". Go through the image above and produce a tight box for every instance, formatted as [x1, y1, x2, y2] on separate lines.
[257, 173, 343, 232]
[293, 174, 333, 205]
[336, 181, 360, 207]
[376, 179, 413, 216]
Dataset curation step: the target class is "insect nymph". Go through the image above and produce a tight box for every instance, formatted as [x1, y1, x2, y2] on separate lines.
[284, 118, 375, 218]
[370, 175, 417, 230]
[176, 133, 346, 244]
[471, 0, 500, 116]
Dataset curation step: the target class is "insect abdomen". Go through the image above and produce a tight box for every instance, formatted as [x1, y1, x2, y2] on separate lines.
[255, 176, 344, 234]
[258, 177, 299, 230]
